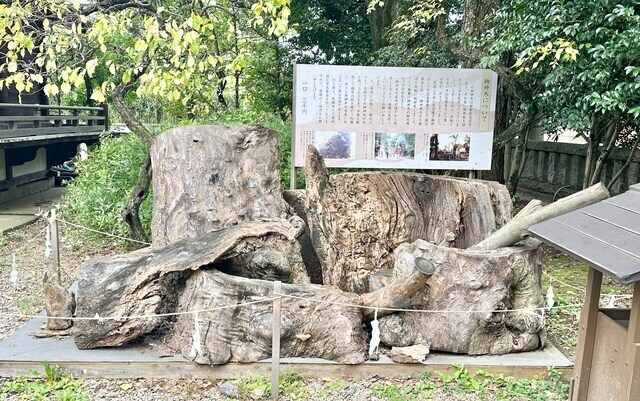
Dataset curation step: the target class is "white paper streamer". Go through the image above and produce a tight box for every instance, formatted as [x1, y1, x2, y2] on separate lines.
[606, 295, 617, 308]
[44, 225, 52, 258]
[189, 311, 202, 358]
[9, 254, 18, 289]
[368, 308, 380, 356]
[546, 284, 555, 309]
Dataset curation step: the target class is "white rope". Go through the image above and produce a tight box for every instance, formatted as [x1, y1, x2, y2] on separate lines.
[55, 218, 151, 246]
[274, 292, 583, 314]
[2, 297, 279, 321]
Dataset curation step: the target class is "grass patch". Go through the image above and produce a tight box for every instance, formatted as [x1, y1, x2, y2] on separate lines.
[0, 362, 88, 401]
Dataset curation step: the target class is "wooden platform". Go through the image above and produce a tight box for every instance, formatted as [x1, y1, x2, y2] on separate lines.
[0, 315, 573, 380]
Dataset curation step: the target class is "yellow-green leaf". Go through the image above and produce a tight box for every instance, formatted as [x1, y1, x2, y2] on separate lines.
[91, 90, 106, 103]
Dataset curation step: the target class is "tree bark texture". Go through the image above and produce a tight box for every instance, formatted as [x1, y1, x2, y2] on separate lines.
[166, 270, 367, 365]
[73, 220, 304, 349]
[304, 146, 512, 293]
[150, 125, 309, 284]
[378, 239, 546, 355]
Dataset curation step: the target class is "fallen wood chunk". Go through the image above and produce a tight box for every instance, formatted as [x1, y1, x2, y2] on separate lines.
[73, 220, 306, 350]
[389, 344, 430, 364]
[379, 239, 546, 355]
[166, 270, 367, 365]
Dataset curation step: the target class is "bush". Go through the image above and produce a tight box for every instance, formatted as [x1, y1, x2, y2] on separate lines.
[61, 132, 152, 244]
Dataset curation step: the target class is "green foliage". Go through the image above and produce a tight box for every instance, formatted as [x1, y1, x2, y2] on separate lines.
[61, 133, 151, 245]
[235, 373, 271, 399]
[0, 362, 88, 401]
[373, 376, 436, 400]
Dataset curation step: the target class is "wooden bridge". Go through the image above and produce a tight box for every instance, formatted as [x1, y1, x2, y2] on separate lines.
[0, 103, 108, 203]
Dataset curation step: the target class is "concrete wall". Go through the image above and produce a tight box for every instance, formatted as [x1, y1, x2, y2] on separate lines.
[514, 140, 640, 202]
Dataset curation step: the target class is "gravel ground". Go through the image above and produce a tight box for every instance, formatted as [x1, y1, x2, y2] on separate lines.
[0, 218, 567, 400]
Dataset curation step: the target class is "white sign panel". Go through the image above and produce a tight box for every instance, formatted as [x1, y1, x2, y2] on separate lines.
[293, 64, 498, 170]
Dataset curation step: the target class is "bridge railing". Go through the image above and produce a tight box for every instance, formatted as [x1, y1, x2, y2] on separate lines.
[0, 103, 108, 139]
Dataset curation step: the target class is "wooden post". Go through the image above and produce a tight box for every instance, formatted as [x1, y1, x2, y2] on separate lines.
[271, 280, 282, 399]
[624, 281, 640, 400]
[571, 267, 602, 401]
[49, 209, 61, 282]
[101, 103, 109, 131]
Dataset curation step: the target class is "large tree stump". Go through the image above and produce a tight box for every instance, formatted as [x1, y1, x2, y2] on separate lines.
[166, 270, 367, 364]
[74, 221, 304, 349]
[304, 145, 512, 293]
[150, 125, 309, 283]
[378, 239, 545, 355]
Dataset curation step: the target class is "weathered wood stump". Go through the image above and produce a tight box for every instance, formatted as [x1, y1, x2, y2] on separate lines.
[377, 239, 546, 355]
[166, 270, 367, 364]
[74, 221, 303, 349]
[304, 145, 512, 293]
[150, 125, 309, 284]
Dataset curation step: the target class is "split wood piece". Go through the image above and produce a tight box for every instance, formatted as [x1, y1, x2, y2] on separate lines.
[166, 269, 367, 365]
[471, 183, 609, 251]
[150, 124, 309, 283]
[304, 145, 512, 293]
[378, 239, 546, 355]
[43, 271, 75, 331]
[73, 220, 303, 349]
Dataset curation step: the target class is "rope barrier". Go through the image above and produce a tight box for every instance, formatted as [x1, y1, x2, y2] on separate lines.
[542, 271, 633, 299]
[3, 297, 279, 321]
[55, 218, 151, 246]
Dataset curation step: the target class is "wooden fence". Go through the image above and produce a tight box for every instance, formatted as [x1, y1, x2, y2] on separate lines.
[514, 140, 640, 201]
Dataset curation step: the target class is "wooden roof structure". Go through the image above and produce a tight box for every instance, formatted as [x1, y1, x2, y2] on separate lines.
[529, 183, 640, 285]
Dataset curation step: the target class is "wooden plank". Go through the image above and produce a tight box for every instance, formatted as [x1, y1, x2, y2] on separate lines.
[530, 220, 640, 284]
[604, 191, 640, 212]
[624, 282, 640, 400]
[0, 125, 105, 139]
[0, 170, 50, 190]
[571, 267, 602, 401]
[0, 116, 105, 122]
[585, 311, 627, 401]
[554, 212, 640, 258]
[580, 202, 640, 236]
[271, 281, 281, 400]
[0, 360, 573, 382]
[0, 103, 103, 111]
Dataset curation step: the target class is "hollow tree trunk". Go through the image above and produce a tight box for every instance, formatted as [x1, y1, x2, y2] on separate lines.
[304, 145, 512, 293]
[150, 124, 310, 283]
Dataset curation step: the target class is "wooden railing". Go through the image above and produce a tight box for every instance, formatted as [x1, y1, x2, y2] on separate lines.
[0, 103, 108, 139]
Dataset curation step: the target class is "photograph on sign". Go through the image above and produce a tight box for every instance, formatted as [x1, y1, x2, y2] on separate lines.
[292, 64, 498, 170]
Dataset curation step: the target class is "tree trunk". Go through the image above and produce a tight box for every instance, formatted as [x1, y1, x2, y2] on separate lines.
[150, 124, 310, 283]
[589, 118, 620, 186]
[166, 269, 367, 365]
[112, 83, 154, 244]
[608, 134, 640, 191]
[73, 220, 306, 350]
[304, 146, 512, 293]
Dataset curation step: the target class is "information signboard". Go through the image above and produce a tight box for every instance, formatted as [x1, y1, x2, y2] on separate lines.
[292, 64, 498, 174]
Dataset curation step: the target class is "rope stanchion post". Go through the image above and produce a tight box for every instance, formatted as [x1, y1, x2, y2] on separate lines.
[49, 209, 61, 281]
[271, 280, 282, 400]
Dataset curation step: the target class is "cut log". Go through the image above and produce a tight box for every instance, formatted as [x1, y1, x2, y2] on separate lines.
[304, 145, 512, 293]
[377, 239, 546, 355]
[471, 183, 609, 251]
[73, 221, 304, 349]
[166, 270, 367, 365]
[150, 125, 309, 283]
